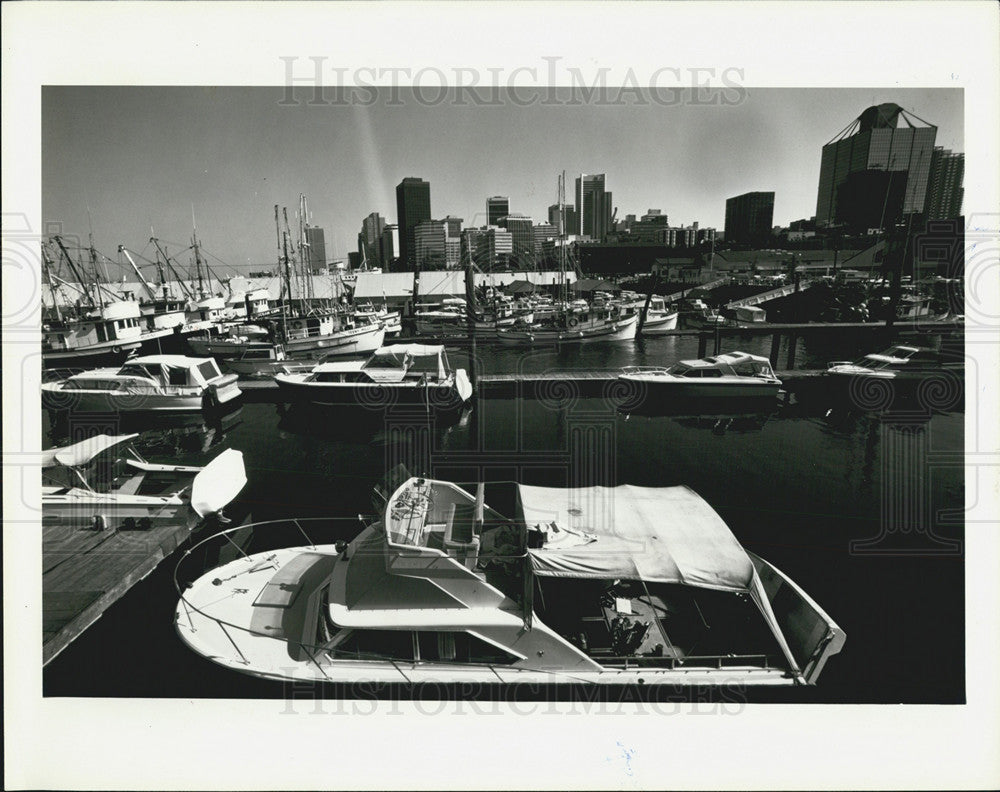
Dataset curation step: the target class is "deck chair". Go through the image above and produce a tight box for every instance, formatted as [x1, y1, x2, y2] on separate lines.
[443, 501, 481, 570]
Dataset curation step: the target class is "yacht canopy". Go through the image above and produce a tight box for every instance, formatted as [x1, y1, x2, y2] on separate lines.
[117, 355, 222, 386]
[365, 344, 449, 378]
[42, 433, 139, 468]
[517, 484, 753, 591]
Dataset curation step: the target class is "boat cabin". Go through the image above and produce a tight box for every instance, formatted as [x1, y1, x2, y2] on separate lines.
[665, 352, 777, 379]
[62, 355, 228, 391]
[43, 301, 144, 351]
[303, 344, 455, 384]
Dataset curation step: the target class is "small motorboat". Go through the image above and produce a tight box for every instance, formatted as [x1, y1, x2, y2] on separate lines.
[273, 343, 473, 409]
[43, 433, 246, 532]
[619, 351, 782, 398]
[175, 475, 845, 686]
[826, 345, 963, 382]
[634, 297, 679, 334]
[41, 354, 242, 412]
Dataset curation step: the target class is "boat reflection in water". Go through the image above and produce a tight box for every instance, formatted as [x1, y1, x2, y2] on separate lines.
[276, 399, 472, 444]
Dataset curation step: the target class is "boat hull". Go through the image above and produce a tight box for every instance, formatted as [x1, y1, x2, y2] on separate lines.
[42, 340, 143, 369]
[273, 375, 469, 410]
[284, 324, 386, 359]
[637, 311, 679, 335]
[618, 375, 781, 400]
[497, 314, 638, 346]
[41, 380, 242, 413]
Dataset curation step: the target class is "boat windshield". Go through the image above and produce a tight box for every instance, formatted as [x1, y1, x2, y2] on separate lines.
[666, 363, 690, 375]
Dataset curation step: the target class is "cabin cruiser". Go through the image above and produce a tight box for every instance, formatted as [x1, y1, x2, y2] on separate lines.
[42, 354, 242, 412]
[175, 475, 845, 686]
[619, 352, 782, 398]
[43, 433, 246, 532]
[277, 311, 386, 359]
[826, 345, 963, 382]
[273, 343, 473, 408]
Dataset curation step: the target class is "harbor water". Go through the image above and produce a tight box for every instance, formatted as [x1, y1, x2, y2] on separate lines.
[42, 331, 965, 703]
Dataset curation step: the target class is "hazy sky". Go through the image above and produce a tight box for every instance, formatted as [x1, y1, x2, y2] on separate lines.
[42, 86, 963, 276]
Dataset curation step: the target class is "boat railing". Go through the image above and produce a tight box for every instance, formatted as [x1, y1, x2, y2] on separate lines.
[597, 653, 780, 671]
[620, 365, 669, 375]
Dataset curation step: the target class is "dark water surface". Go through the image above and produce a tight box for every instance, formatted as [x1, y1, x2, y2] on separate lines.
[43, 333, 965, 702]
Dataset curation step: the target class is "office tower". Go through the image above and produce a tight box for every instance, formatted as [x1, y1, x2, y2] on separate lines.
[548, 203, 578, 236]
[502, 214, 534, 266]
[476, 226, 513, 270]
[925, 148, 964, 221]
[358, 212, 386, 267]
[304, 226, 327, 271]
[816, 103, 937, 230]
[414, 219, 462, 269]
[461, 227, 485, 268]
[379, 224, 399, 269]
[724, 192, 775, 246]
[486, 196, 509, 227]
[575, 173, 613, 239]
[532, 222, 557, 263]
[395, 177, 431, 269]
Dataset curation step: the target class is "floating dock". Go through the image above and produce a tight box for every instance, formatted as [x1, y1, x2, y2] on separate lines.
[43, 519, 196, 665]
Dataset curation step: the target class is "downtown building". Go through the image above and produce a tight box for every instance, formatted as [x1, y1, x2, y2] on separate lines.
[724, 192, 775, 246]
[304, 226, 327, 272]
[815, 103, 937, 233]
[486, 196, 509, 227]
[414, 218, 462, 270]
[476, 226, 513, 270]
[924, 147, 964, 221]
[548, 203, 578, 236]
[358, 212, 386, 267]
[500, 214, 535, 267]
[575, 173, 613, 240]
[395, 177, 431, 270]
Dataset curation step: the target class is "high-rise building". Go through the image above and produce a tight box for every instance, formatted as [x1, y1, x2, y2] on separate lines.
[304, 226, 327, 272]
[486, 197, 509, 227]
[414, 219, 461, 269]
[575, 174, 613, 240]
[379, 224, 399, 269]
[358, 212, 386, 267]
[502, 214, 534, 266]
[815, 103, 937, 230]
[925, 147, 964, 221]
[548, 203, 578, 236]
[724, 192, 775, 245]
[476, 227, 513, 270]
[532, 222, 557, 264]
[395, 177, 431, 269]
[461, 228, 486, 268]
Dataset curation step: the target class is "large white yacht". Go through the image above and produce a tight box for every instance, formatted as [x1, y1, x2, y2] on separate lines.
[175, 475, 845, 686]
[619, 352, 782, 398]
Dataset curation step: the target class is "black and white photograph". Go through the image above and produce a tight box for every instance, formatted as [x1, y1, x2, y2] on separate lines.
[4, 2, 999, 790]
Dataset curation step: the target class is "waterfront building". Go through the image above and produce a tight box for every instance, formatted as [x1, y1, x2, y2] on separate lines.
[395, 177, 432, 269]
[487, 196, 509, 227]
[816, 103, 937, 230]
[924, 148, 964, 221]
[575, 173, 613, 240]
[724, 192, 775, 246]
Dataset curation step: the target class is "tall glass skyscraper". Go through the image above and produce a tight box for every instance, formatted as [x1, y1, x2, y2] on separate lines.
[486, 196, 509, 227]
[815, 103, 937, 230]
[395, 177, 431, 270]
[575, 173, 613, 240]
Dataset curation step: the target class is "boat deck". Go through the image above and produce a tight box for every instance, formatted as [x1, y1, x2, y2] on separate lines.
[43, 518, 197, 665]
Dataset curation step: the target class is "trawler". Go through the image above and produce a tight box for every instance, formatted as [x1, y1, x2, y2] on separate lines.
[175, 475, 845, 686]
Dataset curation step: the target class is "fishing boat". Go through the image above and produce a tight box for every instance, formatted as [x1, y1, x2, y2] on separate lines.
[618, 352, 782, 398]
[273, 343, 473, 408]
[353, 302, 402, 336]
[43, 433, 246, 532]
[279, 312, 386, 360]
[42, 300, 146, 368]
[175, 474, 845, 686]
[497, 309, 638, 346]
[635, 297, 679, 334]
[826, 345, 963, 382]
[42, 354, 242, 412]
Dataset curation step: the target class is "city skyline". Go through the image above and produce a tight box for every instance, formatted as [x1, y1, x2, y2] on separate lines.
[42, 86, 963, 275]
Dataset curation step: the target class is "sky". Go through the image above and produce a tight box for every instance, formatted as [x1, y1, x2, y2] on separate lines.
[42, 86, 963, 277]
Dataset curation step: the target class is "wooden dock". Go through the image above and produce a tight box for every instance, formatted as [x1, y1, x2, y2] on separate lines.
[43, 518, 196, 665]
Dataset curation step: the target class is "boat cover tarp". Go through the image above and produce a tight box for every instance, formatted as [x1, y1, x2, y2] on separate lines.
[120, 355, 221, 386]
[365, 344, 448, 378]
[43, 433, 140, 468]
[517, 483, 802, 675]
[518, 484, 753, 591]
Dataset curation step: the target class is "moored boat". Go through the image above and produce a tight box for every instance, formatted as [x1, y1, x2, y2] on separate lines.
[175, 475, 845, 686]
[43, 433, 246, 532]
[42, 354, 242, 412]
[497, 310, 638, 346]
[273, 343, 473, 409]
[826, 345, 963, 383]
[619, 351, 782, 398]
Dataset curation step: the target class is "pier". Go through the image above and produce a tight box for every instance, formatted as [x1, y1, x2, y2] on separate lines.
[43, 518, 199, 665]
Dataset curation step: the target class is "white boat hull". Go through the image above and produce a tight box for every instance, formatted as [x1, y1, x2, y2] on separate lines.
[618, 374, 781, 399]
[497, 314, 638, 346]
[638, 311, 679, 334]
[284, 324, 386, 359]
